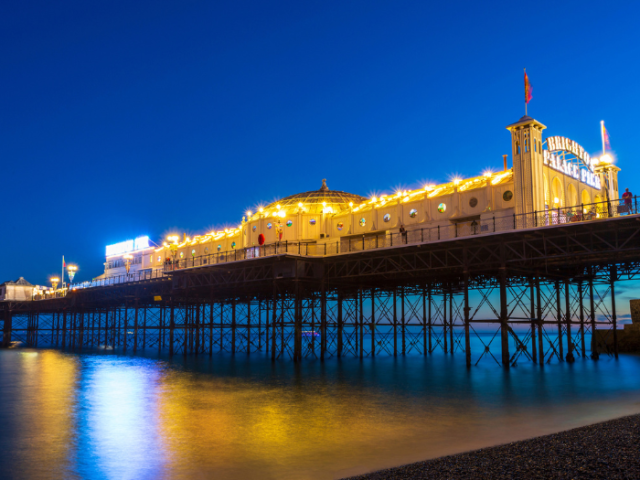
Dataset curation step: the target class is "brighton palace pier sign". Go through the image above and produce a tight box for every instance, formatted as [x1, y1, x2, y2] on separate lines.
[544, 136, 601, 189]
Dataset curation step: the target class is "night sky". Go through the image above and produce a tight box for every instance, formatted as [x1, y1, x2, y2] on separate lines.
[2, 0, 639, 285]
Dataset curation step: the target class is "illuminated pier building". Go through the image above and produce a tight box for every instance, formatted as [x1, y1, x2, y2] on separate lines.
[100, 115, 620, 280]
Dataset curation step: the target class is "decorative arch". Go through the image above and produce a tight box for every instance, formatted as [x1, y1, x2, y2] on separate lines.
[551, 177, 564, 207]
[581, 189, 590, 206]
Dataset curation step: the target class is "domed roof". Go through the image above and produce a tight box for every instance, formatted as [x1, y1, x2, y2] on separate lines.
[264, 179, 368, 215]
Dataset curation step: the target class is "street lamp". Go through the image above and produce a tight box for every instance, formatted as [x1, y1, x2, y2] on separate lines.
[50, 277, 60, 290]
[67, 265, 78, 283]
[123, 254, 133, 274]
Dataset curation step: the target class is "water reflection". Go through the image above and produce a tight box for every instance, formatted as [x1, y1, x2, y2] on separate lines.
[75, 357, 166, 480]
[1, 348, 640, 480]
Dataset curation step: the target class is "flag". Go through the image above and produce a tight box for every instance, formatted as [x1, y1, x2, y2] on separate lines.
[602, 123, 611, 151]
[63, 256, 66, 268]
[524, 70, 532, 104]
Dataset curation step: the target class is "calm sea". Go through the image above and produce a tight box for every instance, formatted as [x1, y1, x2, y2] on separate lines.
[1, 341, 640, 480]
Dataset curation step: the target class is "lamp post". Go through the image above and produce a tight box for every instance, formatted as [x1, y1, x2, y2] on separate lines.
[50, 277, 60, 296]
[67, 265, 77, 284]
[167, 235, 179, 269]
[123, 254, 133, 275]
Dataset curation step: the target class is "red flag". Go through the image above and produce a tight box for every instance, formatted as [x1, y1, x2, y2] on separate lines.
[63, 256, 66, 268]
[524, 71, 532, 104]
[602, 123, 611, 151]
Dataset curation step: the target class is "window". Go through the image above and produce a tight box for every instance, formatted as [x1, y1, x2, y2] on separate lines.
[180, 252, 184, 258]
[534, 140, 537, 152]
[503, 190, 513, 202]
[469, 197, 478, 208]
[191, 249, 196, 256]
[516, 142, 520, 154]
[525, 139, 529, 153]
[337, 222, 344, 231]
[267, 223, 272, 229]
[309, 219, 316, 225]
[359, 218, 366, 227]
[252, 225, 257, 232]
[217, 245, 222, 251]
[157, 255, 161, 263]
[409, 209, 418, 218]
[438, 203, 446, 213]
[286, 220, 293, 227]
[383, 214, 391, 222]
[204, 247, 208, 253]
[231, 242, 236, 249]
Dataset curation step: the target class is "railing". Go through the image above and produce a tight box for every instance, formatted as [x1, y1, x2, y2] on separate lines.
[33, 269, 168, 300]
[164, 196, 639, 272]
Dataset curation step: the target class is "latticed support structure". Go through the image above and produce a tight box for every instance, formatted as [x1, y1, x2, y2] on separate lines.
[2, 215, 640, 367]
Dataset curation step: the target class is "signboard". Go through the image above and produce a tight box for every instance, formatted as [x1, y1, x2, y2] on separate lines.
[106, 236, 150, 256]
[546, 136, 595, 172]
[543, 150, 601, 189]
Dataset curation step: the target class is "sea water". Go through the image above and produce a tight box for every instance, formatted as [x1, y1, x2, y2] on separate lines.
[1, 340, 640, 480]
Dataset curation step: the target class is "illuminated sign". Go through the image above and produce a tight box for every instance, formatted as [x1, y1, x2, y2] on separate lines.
[543, 150, 601, 190]
[106, 236, 150, 256]
[546, 136, 595, 172]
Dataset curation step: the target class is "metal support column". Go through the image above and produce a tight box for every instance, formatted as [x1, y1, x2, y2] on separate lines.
[464, 269, 471, 367]
[529, 277, 537, 363]
[556, 281, 564, 361]
[610, 264, 619, 359]
[565, 279, 574, 363]
[499, 266, 510, 367]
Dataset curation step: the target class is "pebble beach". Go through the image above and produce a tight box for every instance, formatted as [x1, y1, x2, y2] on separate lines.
[344, 414, 640, 479]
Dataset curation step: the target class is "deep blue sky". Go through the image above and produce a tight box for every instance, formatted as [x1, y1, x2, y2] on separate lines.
[2, 0, 639, 285]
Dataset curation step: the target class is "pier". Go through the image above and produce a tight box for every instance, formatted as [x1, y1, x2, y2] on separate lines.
[2, 205, 639, 367]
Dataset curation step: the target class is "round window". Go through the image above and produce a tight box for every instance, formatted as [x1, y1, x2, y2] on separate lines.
[383, 214, 391, 222]
[469, 197, 478, 208]
[409, 209, 418, 218]
[337, 222, 344, 231]
[231, 242, 236, 249]
[252, 225, 257, 232]
[503, 190, 513, 202]
[267, 223, 272, 229]
[286, 220, 293, 227]
[359, 218, 366, 227]
[309, 219, 316, 225]
[438, 203, 446, 213]
[217, 245, 222, 251]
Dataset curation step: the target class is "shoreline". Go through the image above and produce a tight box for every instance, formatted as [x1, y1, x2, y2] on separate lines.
[343, 414, 640, 479]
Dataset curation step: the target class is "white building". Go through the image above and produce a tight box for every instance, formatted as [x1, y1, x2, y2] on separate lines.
[0, 277, 46, 301]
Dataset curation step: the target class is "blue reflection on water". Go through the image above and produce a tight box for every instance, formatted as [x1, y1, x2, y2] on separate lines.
[74, 357, 167, 480]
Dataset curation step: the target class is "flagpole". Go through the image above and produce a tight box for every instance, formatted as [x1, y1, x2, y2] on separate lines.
[62, 256, 65, 288]
[524, 68, 527, 116]
[600, 120, 606, 154]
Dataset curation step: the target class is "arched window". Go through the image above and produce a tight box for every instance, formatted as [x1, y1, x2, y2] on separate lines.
[534, 140, 537, 152]
[516, 142, 520, 154]
[524, 138, 529, 153]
